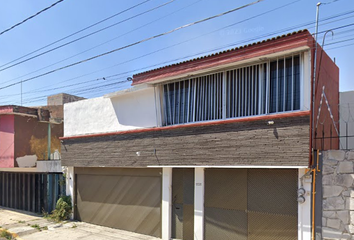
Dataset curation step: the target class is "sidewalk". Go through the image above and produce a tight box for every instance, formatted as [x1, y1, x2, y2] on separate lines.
[0, 207, 160, 240]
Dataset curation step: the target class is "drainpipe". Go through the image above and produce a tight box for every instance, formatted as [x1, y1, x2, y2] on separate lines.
[47, 123, 51, 160]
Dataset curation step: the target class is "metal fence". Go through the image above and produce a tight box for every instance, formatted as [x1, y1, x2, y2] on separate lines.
[0, 172, 64, 213]
[314, 121, 354, 150]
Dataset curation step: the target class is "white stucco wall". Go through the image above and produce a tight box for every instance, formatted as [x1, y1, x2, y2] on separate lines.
[302, 50, 311, 112]
[64, 87, 157, 137]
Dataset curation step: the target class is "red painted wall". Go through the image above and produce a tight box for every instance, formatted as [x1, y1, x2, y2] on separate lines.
[312, 43, 339, 150]
[0, 115, 15, 168]
[14, 115, 63, 161]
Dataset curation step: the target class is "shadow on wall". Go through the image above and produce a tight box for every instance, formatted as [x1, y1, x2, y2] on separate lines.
[110, 89, 157, 129]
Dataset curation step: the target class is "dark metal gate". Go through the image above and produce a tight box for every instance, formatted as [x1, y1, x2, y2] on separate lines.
[204, 169, 298, 240]
[172, 168, 194, 240]
[0, 172, 64, 213]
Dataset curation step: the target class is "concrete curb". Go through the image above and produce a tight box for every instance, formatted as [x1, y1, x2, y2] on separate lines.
[0, 227, 24, 240]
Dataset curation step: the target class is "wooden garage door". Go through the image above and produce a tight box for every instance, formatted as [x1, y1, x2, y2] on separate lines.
[75, 168, 161, 238]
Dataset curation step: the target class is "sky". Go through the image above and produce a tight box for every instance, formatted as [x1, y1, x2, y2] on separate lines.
[0, 0, 353, 106]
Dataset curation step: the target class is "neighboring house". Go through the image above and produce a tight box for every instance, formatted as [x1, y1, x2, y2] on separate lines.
[0, 93, 84, 213]
[0, 105, 62, 168]
[61, 30, 339, 240]
[339, 91, 354, 150]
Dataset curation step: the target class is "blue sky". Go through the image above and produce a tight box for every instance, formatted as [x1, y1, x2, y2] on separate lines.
[0, 0, 353, 106]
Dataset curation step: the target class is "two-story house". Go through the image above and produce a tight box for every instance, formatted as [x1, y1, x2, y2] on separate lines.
[61, 29, 339, 240]
[0, 93, 84, 213]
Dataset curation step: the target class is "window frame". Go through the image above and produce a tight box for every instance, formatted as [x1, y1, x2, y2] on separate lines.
[159, 53, 304, 126]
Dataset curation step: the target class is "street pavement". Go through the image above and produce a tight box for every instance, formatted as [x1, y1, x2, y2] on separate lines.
[0, 207, 160, 240]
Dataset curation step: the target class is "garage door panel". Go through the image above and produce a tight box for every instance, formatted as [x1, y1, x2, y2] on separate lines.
[78, 175, 161, 206]
[205, 207, 247, 240]
[247, 169, 297, 215]
[183, 204, 194, 240]
[248, 211, 297, 240]
[205, 169, 247, 210]
[76, 169, 161, 238]
[204, 169, 297, 240]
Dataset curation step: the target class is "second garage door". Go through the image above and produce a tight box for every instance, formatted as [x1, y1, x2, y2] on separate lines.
[75, 168, 161, 238]
[204, 168, 298, 240]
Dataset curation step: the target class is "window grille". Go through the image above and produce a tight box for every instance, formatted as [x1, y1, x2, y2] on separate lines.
[162, 54, 301, 126]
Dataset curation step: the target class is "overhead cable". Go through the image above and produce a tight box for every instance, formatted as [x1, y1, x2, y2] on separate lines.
[0, 0, 174, 72]
[0, 0, 65, 36]
[0, 0, 263, 91]
[0, 0, 152, 69]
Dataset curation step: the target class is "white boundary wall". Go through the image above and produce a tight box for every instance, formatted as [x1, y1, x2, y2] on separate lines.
[64, 87, 157, 137]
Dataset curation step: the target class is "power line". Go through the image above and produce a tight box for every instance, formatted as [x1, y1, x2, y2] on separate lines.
[6, 29, 353, 106]
[0, 0, 175, 72]
[13, 79, 129, 105]
[0, 0, 152, 69]
[0, 0, 204, 87]
[5, 19, 354, 105]
[4, 1, 353, 89]
[0, 0, 65, 36]
[0, 0, 263, 91]
[4, 22, 352, 104]
[325, 36, 354, 46]
[326, 41, 354, 50]
[2, 30, 334, 104]
[4, 3, 354, 104]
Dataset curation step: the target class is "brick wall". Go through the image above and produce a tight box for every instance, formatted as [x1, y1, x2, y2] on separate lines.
[61, 115, 310, 167]
[47, 93, 85, 106]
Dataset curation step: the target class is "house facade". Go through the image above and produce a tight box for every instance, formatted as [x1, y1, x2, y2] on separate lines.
[0, 93, 84, 213]
[61, 30, 339, 240]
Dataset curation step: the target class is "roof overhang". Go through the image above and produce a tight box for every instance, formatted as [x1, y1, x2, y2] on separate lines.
[132, 30, 313, 85]
[141, 45, 310, 86]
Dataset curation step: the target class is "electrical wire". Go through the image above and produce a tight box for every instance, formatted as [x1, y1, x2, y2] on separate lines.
[4, 24, 353, 104]
[0, 0, 65, 36]
[0, 0, 152, 69]
[8, 0, 353, 90]
[5, 1, 354, 89]
[0, 0, 204, 87]
[7, 0, 351, 86]
[11, 79, 129, 105]
[0, 0, 175, 72]
[1, 31, 325, 104]
[4, 4, 354, 105]
[0, 0, 264, 91]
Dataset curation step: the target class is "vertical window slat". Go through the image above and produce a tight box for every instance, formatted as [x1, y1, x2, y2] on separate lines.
[161, 54, 301, 126]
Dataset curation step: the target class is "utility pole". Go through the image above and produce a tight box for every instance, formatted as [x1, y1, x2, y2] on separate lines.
[312, 2, 321, 152]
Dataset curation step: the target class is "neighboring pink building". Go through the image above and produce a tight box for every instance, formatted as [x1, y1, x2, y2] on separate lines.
[0, 105, 62, 168]
[0, 94, 84, 214]
[0, 114, 15, 168]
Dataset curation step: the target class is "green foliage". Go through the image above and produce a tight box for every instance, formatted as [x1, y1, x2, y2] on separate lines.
[59, 174, 66, 186]
[30, 224, 47, 231]
[49, 195, 72, 222]
[0, 229, 13, 240]
[30, 224, 40, 231]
